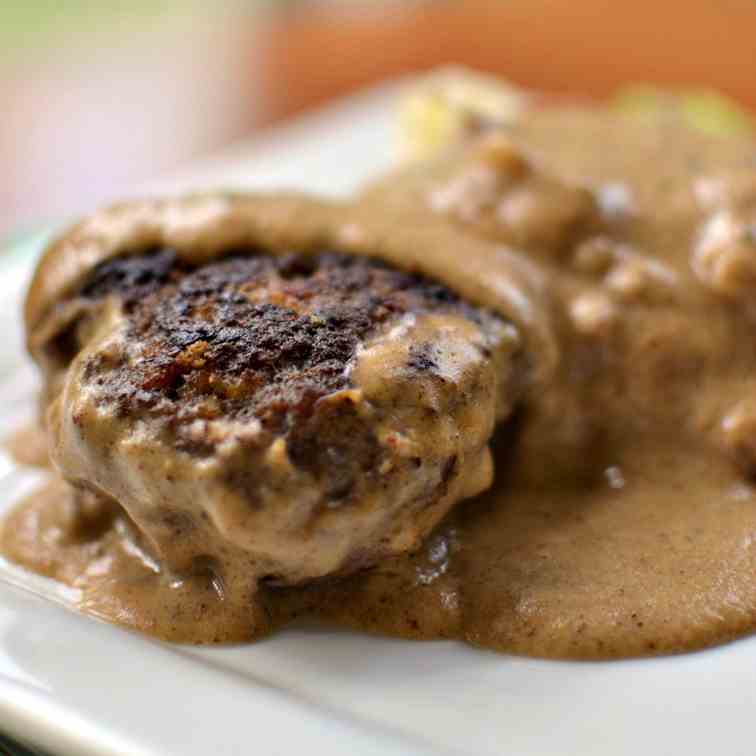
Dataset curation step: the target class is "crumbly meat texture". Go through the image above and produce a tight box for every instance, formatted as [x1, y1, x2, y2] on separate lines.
[83, 251, 497, 469]
[49, 249, 515, 584]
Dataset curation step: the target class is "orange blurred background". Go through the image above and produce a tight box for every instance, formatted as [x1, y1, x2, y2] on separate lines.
[2, 0, 756, 238]
[265, 0, 756, 122]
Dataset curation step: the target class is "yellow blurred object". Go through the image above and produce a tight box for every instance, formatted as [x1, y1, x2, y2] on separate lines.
[399, 69, 755, 163]
[611, 85, 754, 137]
[398, 67, 529, 159]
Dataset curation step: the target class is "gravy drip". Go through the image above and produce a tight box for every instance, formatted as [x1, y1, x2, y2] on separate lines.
[5, 106, 756, 657]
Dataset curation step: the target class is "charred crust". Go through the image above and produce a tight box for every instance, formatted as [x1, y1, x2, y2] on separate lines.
[81, 251, 484, 431]
[81, 248, 182, 307]
[74, 249, 505, 497]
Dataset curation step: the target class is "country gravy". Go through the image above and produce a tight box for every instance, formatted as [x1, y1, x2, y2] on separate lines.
[4, 104, 756, 658]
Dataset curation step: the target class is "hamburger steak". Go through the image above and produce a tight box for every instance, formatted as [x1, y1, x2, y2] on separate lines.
[46, 249, 521, 585]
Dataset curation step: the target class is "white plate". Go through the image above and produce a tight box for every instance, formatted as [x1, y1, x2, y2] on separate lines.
[2, 81, 756, 756]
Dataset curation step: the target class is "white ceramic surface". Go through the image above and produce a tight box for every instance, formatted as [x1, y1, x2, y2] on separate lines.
[1, 82, 756, 756]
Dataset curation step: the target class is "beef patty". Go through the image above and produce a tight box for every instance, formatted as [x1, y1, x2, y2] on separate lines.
[46, 250, 521, 584]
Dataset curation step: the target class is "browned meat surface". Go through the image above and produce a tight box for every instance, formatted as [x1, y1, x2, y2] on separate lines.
[46, 249, 520, 585]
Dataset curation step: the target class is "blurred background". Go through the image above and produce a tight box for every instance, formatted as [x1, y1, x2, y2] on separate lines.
[2, 0, 755, 240]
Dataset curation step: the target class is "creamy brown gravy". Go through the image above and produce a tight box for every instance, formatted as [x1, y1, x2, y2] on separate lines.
[5, 105, 756, 658]
[4, 424, 50, 468]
